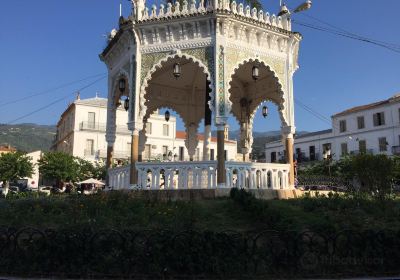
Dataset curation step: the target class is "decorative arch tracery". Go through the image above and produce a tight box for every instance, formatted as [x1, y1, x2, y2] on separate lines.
[139, 49, 215, 126]
[227, 57, 288, 127]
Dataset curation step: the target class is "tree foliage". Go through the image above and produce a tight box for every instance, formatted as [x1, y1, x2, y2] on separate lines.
[38, 152, 79, 184]
[350, 154, 394, 199]
[38, 152, 106, 185]
[0, 152, 34, 184]
[298, 154, 397, 199]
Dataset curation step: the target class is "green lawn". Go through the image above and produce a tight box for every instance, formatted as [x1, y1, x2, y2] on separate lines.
[1, 190, 400, 233]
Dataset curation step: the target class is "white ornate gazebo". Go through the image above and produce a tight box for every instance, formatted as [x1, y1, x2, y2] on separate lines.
[100, 0, 301, 191]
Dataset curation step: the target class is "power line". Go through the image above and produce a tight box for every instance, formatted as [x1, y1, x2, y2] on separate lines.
[0, 72, 106, 108]
[292, 19, 400, 54]
[298, 12, 400, 50]
[6, 75, 107, 125]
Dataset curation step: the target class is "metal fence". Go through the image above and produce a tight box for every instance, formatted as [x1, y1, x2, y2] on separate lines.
[0, 227, 399, 278]
[297, 175, 353, 191]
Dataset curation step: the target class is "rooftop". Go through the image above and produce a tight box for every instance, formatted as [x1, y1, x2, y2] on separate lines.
[295, 129, 332, 139]
[333, 93, 400, 118]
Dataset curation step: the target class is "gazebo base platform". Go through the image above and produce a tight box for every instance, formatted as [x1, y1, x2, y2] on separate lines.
[108, 188, 302, 201]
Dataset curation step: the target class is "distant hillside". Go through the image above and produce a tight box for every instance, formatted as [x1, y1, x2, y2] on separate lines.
[0, 123, 56, 152]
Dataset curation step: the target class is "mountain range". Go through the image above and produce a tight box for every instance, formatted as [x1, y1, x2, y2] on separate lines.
[0, 123, 56, 152]
[0, 123, 309, 157]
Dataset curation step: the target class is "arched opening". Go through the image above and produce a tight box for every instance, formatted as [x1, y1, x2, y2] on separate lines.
[228, 60, 285, 163]
[141, 55, 214, 162]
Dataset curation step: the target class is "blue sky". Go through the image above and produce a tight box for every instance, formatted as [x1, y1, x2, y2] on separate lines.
[0, 0, 399, 133]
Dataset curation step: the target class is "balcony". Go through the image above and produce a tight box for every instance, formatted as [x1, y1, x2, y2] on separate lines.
[79, 122, 130, 134]
[392, 146, 400, 155]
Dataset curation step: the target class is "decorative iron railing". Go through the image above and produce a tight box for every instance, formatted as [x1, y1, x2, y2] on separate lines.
[0, 227, 398, 278]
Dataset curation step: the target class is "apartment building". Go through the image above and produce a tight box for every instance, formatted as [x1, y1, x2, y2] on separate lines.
[53, 95, 237, 162]
[265, 94, 400, 162]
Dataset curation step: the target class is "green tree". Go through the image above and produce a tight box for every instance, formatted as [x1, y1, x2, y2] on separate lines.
[350, 154, 394, 199]
[93, 162, 106, 180]
[0, 151, 34, 192]
[38, 151, 79, 187]
[75, 157, 95, 181]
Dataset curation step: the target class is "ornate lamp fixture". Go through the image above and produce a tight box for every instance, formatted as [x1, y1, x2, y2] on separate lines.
[252, 65, 259, 81]
[173, 63, 181, 79]
[118, 78, 126, 93]
[262, 105, 268, 118]
[165, 110, 170, 122]
[278, 0, 312, 17]
[124, 97, 129, 111]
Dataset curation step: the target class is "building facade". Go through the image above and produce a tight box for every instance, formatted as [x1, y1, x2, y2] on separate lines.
[53, 96, 237, 162]
[265, 94, 400, 162]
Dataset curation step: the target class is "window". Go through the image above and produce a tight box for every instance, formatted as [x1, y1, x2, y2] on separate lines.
[163, 124, 169, 136]
[144, 144, 151, 160]
[357, 116, 365, 129]
[322, 143, 331, 153]
[309, 146, 316, 161]
[179, 146, 184, 161]
[295, 148, 302, 162]
[210, 149, 215, 161]
[85, 139, 94, 156]
[379, 137, 387, 152]
[341, 143, 348, 156]
[271, 152, 277, 163]
[162, 146, 168, 156]
[146, 122, 152, 135]
[88, 112, 96, 129]
[359, 140, 366, 153]
[373, 112, 385, 126]
[339, 120, 346, 133]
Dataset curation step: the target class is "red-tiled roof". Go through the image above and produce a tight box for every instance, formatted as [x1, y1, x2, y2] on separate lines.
[0, 145, 16, 152]
[176, 131, 236, 144]
[333, 94, 400, 117]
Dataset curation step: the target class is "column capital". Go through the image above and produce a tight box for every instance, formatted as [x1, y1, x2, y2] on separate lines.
[281, 125, 296, 138]
[127, 121, 143, 134]
[215, 117, 228, 129]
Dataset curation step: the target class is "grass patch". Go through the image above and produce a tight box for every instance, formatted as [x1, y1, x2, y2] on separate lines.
[1, 190, 399, 232]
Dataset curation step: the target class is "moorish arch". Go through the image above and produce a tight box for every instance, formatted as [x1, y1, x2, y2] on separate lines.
[139, 52, 214, 161]
[228, 58, 289, 161]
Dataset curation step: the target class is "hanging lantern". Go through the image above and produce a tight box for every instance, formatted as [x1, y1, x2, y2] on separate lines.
[173, 63, 181, 79]
[252, 65, 259, 81]
[165, 110, 170, 122]
[262, 105, 268, 118]
[124, 97, 129, 111]
[118, 78, 126, 93]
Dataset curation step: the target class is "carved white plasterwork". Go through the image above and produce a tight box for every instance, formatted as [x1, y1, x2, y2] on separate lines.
[185, 122, 199, 159]
[140, 38, 212, 54]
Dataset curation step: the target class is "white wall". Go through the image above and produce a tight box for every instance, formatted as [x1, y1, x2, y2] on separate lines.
[55, 97, 237, 162]
[265, 97, 400, 163]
